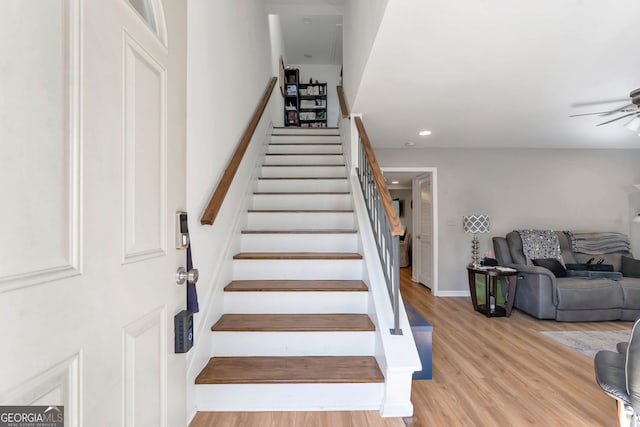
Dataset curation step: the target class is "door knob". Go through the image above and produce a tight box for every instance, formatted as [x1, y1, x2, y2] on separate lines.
[176, 267, 199, 285]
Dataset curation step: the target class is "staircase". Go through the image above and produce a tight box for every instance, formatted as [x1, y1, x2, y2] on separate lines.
[194, 128, 387, 412]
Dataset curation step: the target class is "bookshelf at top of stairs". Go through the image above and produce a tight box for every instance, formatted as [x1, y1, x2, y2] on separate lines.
[194, 127, 386, 412]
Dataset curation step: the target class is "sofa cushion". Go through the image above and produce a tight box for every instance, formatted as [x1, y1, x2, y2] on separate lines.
[620, 277, 640, 310]
[622, 256, 640, 278]
[492, 237, 513, 265]
[532, 258, 567, 277]
[506, 231, 527, 265]
[555, 277, 623, 310]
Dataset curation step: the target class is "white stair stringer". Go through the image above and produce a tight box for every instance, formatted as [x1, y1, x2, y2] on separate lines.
[194, 130, 413, 415]
[349, 173, 422, 417]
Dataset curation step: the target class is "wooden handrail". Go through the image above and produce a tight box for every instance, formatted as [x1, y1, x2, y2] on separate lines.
[200, 77, 278, 225]
[353, 116, 403, 236]
[336, 85, 349, 119]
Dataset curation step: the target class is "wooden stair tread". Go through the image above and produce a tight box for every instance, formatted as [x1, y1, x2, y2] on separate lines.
[262, 164, 345, 167]
[233, 252, 362, 260]
[266, 153, 342, 156]
[195, 356, 384, 384]
[269, 142, 341, 146]
[242, 229, 357, 234]
[224, 280, 368, 292]
[211, 314, 375, 332]
[258, 177, 347, 180]
[253, 191, 349, 195]
[248, 209, 353, 213]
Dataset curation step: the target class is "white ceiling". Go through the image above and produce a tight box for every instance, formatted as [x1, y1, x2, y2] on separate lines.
[279, 14, 343, 65]
[354, 0, 640, 149]
[266, 0, 640, 149]
[265, 0, 344, 65]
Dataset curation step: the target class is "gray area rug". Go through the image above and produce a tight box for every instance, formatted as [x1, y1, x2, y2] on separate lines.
[540, 330, 631, 358]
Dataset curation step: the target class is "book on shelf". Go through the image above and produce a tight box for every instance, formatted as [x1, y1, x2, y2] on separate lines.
[301, 100, 326, 109]
[286, 85, 297, 96]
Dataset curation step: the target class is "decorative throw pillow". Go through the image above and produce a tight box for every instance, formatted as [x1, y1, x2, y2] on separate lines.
[532, 258, 567, 278]
[622, 256, 640, 278]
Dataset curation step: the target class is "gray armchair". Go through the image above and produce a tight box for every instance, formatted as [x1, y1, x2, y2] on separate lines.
[595, 320, 640, 426]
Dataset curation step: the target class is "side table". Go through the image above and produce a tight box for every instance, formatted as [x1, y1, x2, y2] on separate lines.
[466, 266, 518, 317]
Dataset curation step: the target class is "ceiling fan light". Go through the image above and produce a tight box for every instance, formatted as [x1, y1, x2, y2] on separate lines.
[624, 117, 640, 133]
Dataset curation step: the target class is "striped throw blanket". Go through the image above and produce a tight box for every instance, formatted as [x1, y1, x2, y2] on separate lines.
[565, 231, 631, 255]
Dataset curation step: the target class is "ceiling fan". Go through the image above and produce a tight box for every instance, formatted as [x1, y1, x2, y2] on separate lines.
[570, 88, 640, 127]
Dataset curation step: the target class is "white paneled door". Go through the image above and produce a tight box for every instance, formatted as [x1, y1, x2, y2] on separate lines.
[413, 173, 434, 290]
[0, 1, 187, 426]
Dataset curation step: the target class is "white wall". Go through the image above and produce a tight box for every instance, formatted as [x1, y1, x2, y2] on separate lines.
[268, 14, 286, 127]
[342, 0, 389, 107]
[186, 0, 272, 420]
[377, 148, 640, 293]
[290, 64, 341, 127]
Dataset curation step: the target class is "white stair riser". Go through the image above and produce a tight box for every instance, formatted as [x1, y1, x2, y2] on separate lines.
[233, 259, 363, 280]
[268, 144, 342, 154]
[264, 154, 344, 165]
[223, 291, 368, 314]
[257, 178, 348, 193]
[271, 135, 340, 143]
[247, 212, 355, 230]
[194, 383, 383, 412]
[211, 331, 375, 356]
[252, 194, 351, 210]
[261, 165, 346, 178]
[272, 128, 339, 136]
[241, 234, 357, 252]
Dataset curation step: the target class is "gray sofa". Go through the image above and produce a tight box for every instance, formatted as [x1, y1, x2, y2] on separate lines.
[493, 231, 640, 322]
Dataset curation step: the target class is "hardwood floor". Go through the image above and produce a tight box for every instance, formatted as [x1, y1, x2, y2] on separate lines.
[191, 411, 405, 427]
[190, 267, 631, 427]
[400, 267, 629, 427]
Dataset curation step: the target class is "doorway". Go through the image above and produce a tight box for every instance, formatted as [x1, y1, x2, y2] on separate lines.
[382, 167, 438, 295]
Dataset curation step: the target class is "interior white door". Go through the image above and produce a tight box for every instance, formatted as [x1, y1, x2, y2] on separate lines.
[0, 1, 187, 426]
[413, 173, 433, 289]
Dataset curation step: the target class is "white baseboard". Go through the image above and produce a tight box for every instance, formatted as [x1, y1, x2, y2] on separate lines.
[436, 290, 470, 297]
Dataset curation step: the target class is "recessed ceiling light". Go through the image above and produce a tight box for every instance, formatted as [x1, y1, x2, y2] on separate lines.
[391, 180, 400, 184]
[303, 18, 312, 24]
[405, 141, 416, 147]
[419, 130, 432, 136]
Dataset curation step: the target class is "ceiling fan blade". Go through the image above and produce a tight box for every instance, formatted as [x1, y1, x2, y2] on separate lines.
[596, 112, 638, 126]
[570, 111, 618, 117]
[570, 98, 630, 108]
[600, 103, 636, 117]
